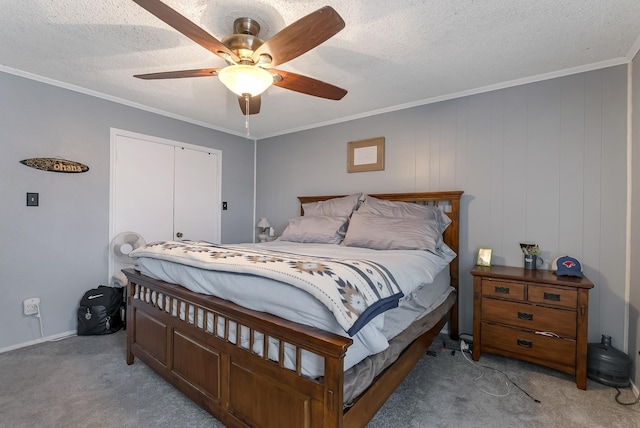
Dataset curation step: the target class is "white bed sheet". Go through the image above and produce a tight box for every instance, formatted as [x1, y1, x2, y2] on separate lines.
[134, 240, 454, 376]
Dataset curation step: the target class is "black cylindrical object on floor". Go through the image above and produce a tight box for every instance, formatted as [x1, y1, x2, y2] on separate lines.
[586, 335, 631, 388]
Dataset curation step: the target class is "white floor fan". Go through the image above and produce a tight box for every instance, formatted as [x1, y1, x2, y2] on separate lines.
[110, 231, 146, 287]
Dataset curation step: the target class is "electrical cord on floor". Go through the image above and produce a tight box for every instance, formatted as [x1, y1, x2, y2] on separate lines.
[35, 307, 76, 342]
[36, 306, 45, 338]
[459, 340, 541, 403]
[615, 387, 640, 406]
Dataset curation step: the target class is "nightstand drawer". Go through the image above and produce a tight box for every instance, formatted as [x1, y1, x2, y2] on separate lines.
[528, 286, 577, 309]
[481, 280, 525, 300]
[481, 322, 576, 368]
[482, 298, 577, 338]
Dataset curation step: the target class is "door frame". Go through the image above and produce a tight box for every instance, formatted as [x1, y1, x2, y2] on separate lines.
[109, 128, 222, 283]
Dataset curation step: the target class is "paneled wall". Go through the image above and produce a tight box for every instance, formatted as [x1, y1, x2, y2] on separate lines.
[257, 65, 628, 343]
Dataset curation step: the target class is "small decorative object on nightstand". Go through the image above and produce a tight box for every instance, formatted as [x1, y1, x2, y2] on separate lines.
[476, 248, 492, 266]
[470, 264, 594, 390]
[520, 243, 543, 270]
[256, 218, 271, 242]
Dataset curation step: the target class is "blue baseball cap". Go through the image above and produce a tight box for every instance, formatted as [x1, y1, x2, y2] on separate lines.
[555, 256, 583, 277]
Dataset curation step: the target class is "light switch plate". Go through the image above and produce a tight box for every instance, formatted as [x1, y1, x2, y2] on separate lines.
[27, 193, 39, 206]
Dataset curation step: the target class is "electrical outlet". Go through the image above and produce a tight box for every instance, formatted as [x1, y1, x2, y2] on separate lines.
[23, 298, 40, 316]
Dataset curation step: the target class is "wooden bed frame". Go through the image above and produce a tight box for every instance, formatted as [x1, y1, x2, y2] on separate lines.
[123, 191, 463, 428]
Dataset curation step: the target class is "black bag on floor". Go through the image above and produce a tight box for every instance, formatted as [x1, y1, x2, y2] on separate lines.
[77, 285, 125, 335]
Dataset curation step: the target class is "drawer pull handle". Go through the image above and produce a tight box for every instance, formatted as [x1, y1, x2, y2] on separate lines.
[544, 292, 561, 301]
[517, 311, 533, 321]
[517, 339, 533, 348]
[495, 286, 510, 294]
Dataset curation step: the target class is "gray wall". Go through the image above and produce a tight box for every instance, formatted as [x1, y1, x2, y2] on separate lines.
[631, 52, 640, 386]
[0, 71, 255, 350]
[256, 65, 629, 345]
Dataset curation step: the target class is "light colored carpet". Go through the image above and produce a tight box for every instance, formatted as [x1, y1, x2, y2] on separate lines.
[0, 332, 637, 427]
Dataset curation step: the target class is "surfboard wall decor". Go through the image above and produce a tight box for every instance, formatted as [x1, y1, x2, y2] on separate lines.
[20, 158, 89, 173]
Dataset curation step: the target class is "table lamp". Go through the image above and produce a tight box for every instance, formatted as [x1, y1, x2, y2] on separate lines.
[257, 218, 271, 242]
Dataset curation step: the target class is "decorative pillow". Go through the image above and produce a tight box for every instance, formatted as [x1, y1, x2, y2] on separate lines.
[279, 216, 349, 244]
[358, 196, 452, 232]
[302, 193, 363, 217]
[342, 211, 443, 252]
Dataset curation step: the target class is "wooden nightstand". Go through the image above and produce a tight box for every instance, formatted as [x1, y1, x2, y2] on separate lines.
[470, 265, 594, 390]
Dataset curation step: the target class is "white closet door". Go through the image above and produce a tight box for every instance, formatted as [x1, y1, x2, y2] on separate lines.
[113, 135, 175, 243]
[173, 147, 221, 243]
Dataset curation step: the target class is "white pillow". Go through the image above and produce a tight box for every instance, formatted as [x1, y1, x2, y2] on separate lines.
[280, 216, 349, 244]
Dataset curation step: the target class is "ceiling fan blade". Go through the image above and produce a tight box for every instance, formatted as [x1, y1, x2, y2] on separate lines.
[134, 68, 220, 79]
[238, 95, 261, 115]
[252, 6, 345, 67]
[132, 0, 240, 63]
[272, 70, 347, 100]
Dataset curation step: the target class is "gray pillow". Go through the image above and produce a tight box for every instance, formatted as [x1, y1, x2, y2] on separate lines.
[280, 216, 349, 244]
[358, 196, 452, 232]
[342, 211, 442, 252]
[302, 193, 363, 217]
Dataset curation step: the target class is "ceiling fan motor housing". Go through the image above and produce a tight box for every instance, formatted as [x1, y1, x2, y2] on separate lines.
[222, 18, 265, 63]
[234, 17, 260, 36]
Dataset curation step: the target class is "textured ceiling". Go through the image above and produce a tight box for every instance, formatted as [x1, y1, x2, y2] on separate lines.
[1, 0, 639, 139]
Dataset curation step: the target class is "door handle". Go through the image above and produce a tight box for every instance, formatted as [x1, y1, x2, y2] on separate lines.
[517, 339, 533, 348]
[517, 311, 533, 321]
[176, 232, 183, 238]
[543, 292, 561, 301]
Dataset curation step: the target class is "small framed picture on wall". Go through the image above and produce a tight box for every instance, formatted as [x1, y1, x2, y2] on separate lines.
[347, 137, 385, 173]
[476, 248, 493, 266]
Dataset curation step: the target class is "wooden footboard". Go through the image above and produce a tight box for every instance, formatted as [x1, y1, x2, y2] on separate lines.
[124, 268, 352, 428]
[124, 268, 454, 428]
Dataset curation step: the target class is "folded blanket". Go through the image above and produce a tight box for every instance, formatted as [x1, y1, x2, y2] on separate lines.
[130, 241, 404, 336]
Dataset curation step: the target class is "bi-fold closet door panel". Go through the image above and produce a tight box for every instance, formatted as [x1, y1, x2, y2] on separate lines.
[173, 146, 220, 243]
[113, 134, 175, 244]
[111, 129, 221, 280]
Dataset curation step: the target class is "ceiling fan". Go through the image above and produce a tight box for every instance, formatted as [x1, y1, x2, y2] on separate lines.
[131, 0, 348, 115]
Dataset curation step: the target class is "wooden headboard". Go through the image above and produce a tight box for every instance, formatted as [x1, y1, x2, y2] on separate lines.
[297, 191, 464, 338]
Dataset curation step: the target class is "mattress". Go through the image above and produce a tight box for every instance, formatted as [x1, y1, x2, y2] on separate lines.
[133, 240, 454, 376]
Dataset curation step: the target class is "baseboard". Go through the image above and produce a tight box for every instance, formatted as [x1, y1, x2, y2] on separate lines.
[0, 330, 77, 354]
[631, 379, 639, 398]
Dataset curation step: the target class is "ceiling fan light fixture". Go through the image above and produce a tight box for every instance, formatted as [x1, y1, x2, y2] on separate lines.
[218, 65, 273, 97]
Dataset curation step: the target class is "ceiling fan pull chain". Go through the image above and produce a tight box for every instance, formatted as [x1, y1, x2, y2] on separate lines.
[244, 94, 251, 138]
